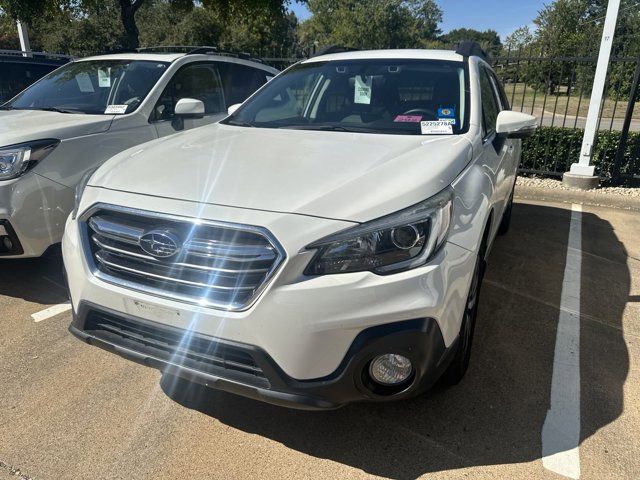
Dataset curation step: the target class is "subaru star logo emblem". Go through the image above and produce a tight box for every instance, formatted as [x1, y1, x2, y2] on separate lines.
[139, 230, 181, 258]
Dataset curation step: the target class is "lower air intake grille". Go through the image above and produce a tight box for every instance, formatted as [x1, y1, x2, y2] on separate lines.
[84, 309, 269, 387]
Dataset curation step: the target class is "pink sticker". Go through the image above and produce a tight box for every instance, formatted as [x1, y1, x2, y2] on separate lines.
[394, 115, 423, 123]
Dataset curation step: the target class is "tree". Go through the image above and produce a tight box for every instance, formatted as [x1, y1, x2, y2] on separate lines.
[440, 27, 502, 52]
[504, 26, 533, 51]
[118, 0, 144, 49]
[299, 0, 442, 50]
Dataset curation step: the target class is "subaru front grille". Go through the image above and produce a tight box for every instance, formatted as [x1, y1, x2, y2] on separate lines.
[80, 204, 285, 311]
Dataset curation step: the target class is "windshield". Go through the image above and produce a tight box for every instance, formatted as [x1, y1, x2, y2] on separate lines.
[3, 60, 169, 115]
[224, 59, 468, 135]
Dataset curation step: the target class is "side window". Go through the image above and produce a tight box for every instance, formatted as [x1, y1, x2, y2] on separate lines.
[489, 70, 510, 111]
[152, 63, 225, 121]
[218, 63, 268, 106]
[479, 66, 500, 138]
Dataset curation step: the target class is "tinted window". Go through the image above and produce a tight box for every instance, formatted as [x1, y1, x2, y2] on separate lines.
[5, 60, 168, 115]
[479, 66, 500, 136]
[224, 59, 468, 135]
[0, 61, 59, 104]
[153, 63, 225, 121]
[218, 63, 269, 106]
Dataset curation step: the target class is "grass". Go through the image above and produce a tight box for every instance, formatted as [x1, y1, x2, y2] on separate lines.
[504, 82, 633, 120]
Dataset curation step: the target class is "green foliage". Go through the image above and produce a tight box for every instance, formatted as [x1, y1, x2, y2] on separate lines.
[0, 0, 58, 21]
[299, 0, 442, 50]
[439, 28, 501, 52]
[503, 26, 533, 51]
[520, 0, 640, 98]
[522, 126, 640, 184]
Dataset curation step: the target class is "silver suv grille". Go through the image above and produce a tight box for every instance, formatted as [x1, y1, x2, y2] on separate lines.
[80, 205, 286, 311]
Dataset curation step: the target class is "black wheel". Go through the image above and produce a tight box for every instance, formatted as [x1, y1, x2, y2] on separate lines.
[497, 186, 514, 236]
[441, 251, 484, 386]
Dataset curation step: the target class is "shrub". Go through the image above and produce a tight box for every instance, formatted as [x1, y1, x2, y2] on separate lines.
[521, 126, 640, 185]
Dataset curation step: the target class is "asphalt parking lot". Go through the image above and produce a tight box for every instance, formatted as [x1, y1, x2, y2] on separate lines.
[1, 197, 638, 480]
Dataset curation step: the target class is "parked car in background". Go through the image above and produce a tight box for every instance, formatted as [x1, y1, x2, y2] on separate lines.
[64, 43, 536, 409]
[0, 47, 278, 258]
[0, 49, 71, 103]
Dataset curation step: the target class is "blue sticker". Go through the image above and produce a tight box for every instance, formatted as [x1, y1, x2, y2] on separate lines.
[438, 107, 455, 118]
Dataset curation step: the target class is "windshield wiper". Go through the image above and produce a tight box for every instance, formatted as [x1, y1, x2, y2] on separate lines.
[225, 119, 255, 127]
[36, 107, 84, 114]
[281, 124, 408, 134]
[0, 105, 13, 110]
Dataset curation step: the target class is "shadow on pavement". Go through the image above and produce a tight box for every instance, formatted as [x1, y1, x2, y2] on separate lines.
[160, 203, 628, 477]
[0, 245, 68, 304]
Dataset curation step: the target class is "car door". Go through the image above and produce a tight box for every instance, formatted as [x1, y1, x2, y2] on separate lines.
[477, 64, 512, 237]
[488, 68, 519, 195]
[151, 62, 227, 137]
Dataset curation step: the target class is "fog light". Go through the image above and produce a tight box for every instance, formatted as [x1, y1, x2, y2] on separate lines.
[369, 354, 413, 385]
[2, 236, 12, 250]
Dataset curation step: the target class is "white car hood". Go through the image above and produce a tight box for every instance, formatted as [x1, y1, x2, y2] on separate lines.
[92, 123, 473, 223]
[0, 110, 113, 146]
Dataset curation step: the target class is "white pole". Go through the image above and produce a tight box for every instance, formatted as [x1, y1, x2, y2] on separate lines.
[569, 0, 620, 177]
[16, 20, 32, 57]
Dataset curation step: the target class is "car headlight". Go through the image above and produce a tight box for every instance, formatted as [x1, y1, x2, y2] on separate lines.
[304, 187, 453, 275]
[0, 139, 59, 180]
[72, 167, 98, 220]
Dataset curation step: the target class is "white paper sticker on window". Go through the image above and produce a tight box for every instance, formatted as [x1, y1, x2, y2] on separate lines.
[75, 72, 94, 93]
[105, 104, 128, 114]
[420, 121, 454, 135]
[354, 75, 372, 104]
[97, 67, 111, 88]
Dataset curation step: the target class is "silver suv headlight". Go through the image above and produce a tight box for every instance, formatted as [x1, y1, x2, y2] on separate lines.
[304, 187, 453, 275]
[0, 139, 59, 180]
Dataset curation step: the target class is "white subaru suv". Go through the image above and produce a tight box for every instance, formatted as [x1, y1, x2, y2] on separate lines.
[64, 43, 536, 409]
[0, 48, 277, 258]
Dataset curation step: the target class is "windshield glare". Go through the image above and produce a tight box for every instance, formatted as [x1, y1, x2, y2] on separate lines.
[4, 60, 168, 115]
[224, 59, 467, 135]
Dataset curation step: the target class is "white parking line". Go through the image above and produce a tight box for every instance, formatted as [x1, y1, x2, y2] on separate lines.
[542, 203, 582, 479]
[31, 302, 72, 323]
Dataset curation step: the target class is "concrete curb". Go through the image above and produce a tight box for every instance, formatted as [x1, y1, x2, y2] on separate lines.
[515, 185, 640, 212]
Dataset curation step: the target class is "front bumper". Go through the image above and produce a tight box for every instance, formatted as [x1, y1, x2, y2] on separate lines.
[64, 189, 476, 407]
[70, 301, 454, 410]
[0, 172, 73, 258]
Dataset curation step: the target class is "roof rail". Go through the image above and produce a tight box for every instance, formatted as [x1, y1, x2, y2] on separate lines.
[454, 41, 489, 62]
[0, 49, 72, 61]
[135, 45, 263, 63]
[313, 45, 359, 57]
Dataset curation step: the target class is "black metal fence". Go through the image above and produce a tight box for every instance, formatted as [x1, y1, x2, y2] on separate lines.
[260, 45, 640, 186]
[491, 47, 640, 185]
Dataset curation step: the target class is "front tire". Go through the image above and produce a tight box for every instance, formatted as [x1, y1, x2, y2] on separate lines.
[441, 250, 484, 386]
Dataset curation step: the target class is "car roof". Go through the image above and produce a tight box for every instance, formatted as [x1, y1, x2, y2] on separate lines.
[302, 49, 465, 64]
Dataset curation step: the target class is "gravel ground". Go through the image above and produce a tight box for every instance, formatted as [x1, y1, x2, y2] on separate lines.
[516, 176, 640, 197]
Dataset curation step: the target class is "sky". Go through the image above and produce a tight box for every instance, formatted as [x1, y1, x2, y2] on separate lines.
[289, 0, 546, 40]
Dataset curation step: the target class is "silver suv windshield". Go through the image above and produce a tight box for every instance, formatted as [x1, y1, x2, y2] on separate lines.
[2, 60, 169, 115]
[224, 59, 468, 135]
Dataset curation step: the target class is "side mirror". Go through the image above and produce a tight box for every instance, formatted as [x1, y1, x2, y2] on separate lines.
[174, 98, 205, 119]
[227, 103, 242, 116]
[496, 111, 537, 138]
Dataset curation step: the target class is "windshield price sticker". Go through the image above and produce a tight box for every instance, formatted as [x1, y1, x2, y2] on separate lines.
[421, 120, 454, 135]
[97, 67, 111, 88]
[105, 104, 128, 114]
[75, 72, 94, 93]
[354, 75, 372, 104]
